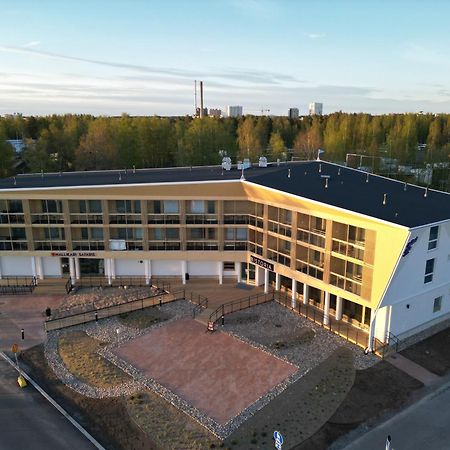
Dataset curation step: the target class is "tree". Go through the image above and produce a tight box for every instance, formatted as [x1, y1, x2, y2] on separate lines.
[0, 125, 15, 177]
[269, 132, 285, 160]
[237, 116, 262, 160]
[293, 119, 323, 160]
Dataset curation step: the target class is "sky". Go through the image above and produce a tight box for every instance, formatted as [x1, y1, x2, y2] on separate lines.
[1, 0, 450, 116]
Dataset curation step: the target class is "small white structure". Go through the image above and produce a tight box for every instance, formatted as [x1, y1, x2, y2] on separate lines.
[221, 157, 232, 171]
[258, 156, 268, 167]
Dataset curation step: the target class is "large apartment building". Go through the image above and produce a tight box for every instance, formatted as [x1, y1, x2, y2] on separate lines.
[0, 160, 449, 350]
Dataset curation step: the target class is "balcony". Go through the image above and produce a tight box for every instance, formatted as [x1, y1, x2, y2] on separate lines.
[70, 213, 103, 224]
[0, 240, 28, 251]
[186, 241, 219, 251]
[0, 214, 25, 224]
[148, 241, 181, 251]
[185, 214, 218, 225]
[224, 241, 248, 251]
[31, 213, 64, 224]
[34, 240, 66, 251]
[148, 214, 180, 224]
[72, 240, 105, 251]
[109, 214, 141, 224]
[223, 214, 249, 225]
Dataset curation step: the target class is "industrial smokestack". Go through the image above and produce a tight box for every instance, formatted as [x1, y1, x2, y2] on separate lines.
[200, 81, 204, 118]
[194, 80, 197, 116]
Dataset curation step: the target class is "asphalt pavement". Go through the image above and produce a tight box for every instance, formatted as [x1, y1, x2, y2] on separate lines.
[0, 357, 96, 450]
[341, 379, 450, 450]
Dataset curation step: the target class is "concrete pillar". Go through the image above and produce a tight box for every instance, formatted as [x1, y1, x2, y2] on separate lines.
[105, 259, 112, 285]
[303, 282, 309, 305]
[275, 273, 281, 291]
[144, 260, 151, 285]
[69, 257, 76, 282]
[291, 279, 297, 308]
[218, 261, 223, 285]
[35, 256, 44, 279]
[368, 309, 377, 352]
[31, 256, 37, 278]
[323, 291, 330, 325]
[236, 262, 242, 283]
[255, 266, 261, 286]
[264, 268, 269, 294]
[75, 257, 80, 280]
[336, 296, 343, 320]
[110, 258, 115, 279]
[181, 260, 187, 284]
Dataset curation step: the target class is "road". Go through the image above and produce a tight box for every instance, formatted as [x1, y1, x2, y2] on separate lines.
[341, 380, 450, 450]
[0, 357, 96, 450]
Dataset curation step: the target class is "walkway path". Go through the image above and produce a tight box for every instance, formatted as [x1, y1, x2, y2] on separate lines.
[386, 353, 440, 386]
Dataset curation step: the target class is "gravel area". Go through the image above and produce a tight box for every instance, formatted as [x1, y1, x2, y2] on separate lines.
[222, 302, 379, 373]
[44, 298, 379, 440]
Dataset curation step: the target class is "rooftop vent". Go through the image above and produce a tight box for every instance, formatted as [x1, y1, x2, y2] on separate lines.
[258, 156, 268, 168]
[288, 168, 291, 178]
[383, 193, 387, 205]
[222, 157, 232, 171]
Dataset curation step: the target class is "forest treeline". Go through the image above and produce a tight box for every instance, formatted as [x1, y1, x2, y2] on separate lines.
[0, 112, 450, 178]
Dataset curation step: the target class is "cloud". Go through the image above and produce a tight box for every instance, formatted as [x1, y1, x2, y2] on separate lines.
[23, 41, 41, 48]
[307, 33, 326, 40]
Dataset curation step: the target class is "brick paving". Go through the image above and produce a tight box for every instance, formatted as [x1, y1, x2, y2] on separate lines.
[113, 317, 297, 425]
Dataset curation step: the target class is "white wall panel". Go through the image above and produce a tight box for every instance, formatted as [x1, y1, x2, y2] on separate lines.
[115, 259, 145, 276]
[152, 260, 182, 276]
[0, 256, 33, 276]
[42, 257, 61, 277]
[187, 261, 217, 276]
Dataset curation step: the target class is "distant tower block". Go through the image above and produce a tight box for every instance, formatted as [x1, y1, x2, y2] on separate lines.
[309, 102, 323, 115]
[227, 105, 243, 118]
[288, 108, 299, 120]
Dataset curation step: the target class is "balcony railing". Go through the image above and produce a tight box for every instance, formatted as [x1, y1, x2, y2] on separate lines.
[0, 214, 25, 224]
[224, 241, 248, 251]
[148, 241, 181, 251]
[185, 214, 218, 224]
[186, 241, 219, 251]
[148, 214, 180, 224]
[34, 240, 66, 251]
[223, 214, 249, 224]
[72, 240, 105, 251]
[109, 214, 142, 224]
[70, 213, 103, 224]
[31, 213, 64, 224]
[0, 240, 28, 251]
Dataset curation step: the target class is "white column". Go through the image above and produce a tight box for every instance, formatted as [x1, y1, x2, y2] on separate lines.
[110, 258, 116, 279]
[264, 268, 269, 293]
[368, 309, 377, 352]
[144, 260, 151, 285]
[31, 256, 37, 278]
[323, 291, 330, 325]
[35, 256, 44, 279]
[275, 273, 281, 291]
[236, 262, 242, 283]
[75, 258, 80, 280]
[218, 262, 223, 285]
[181, 260, 187, 284]
[255, 266, 261, 286]
[105, 259, 112, 285]
[336, 296, 343, 320]
[303, 283, 309, 305]
[291, 279, 297, 308]
[69, 257, 76, 282]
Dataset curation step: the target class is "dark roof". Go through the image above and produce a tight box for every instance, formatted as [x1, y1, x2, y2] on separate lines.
[0, 161, 449, 228]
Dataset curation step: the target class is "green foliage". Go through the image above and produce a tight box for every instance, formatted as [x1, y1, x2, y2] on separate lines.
[1, 113, 450, 180]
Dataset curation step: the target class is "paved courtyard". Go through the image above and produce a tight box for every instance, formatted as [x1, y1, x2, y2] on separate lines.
[114, 317, 297, 424]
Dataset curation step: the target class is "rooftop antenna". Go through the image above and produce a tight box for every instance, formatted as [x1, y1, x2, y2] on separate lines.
[424, 187, 428, 198]
[119, 172, 122, 181]
[319, 163, 322, 173]
[316, 148, 324, 161]
[288, 168, 291, 178]
[240, 166, 245, 181]
[133, 165, 136, 174]
[366, 172, 369, 183]
[383, 193, 387, 205]
[338, 168, 341, 176]
[325, 178, 329, 188]
[404, 182, 407, 191]
[13, 177, 16, 185]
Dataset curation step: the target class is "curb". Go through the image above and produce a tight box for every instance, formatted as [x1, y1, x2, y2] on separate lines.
[0, 351, 106, 450]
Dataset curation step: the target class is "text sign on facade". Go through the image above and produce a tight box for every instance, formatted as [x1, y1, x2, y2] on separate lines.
[250, 255, 274, 271]
[51, 251, 97, 258]
[273, 430, 283, 449]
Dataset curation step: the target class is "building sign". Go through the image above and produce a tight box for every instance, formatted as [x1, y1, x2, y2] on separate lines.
[273, 430, 284, 449]
[402, 236, 418, 257]
[51, 251, 97, 257]
[250, 255, 274, 271]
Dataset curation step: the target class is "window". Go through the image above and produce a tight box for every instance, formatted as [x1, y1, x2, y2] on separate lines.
[190, 201, 204, 214]
[236, 228, 248, 241]
[166, 228, 179, 240]
[433, 296, 442, 313]
[428, 226, 439, 250]
[223, 262, 235, 271]
[207, 201, 215, 214]
[424, 258, 435, 283]
[91, 228, 103, 240]
[89, 200, 102, 213]
[163, 200, 179, 214]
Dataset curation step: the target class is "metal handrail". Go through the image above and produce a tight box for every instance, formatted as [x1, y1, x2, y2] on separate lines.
[191, 293, 209, 318]
[208, 289, 275, 325]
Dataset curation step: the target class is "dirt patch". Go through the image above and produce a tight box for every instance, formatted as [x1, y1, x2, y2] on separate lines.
[400, 327, 450, 376]
[126, 391, 219, 449]
[119, 308, 169, 329]
[271, 327, 316, 349]
[226, 313, 260, 325]
[223, 347, 355, 449]
[294, 361, 424, 450]
[58, 331, 131, 388]
[21, 345, 157, 450]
